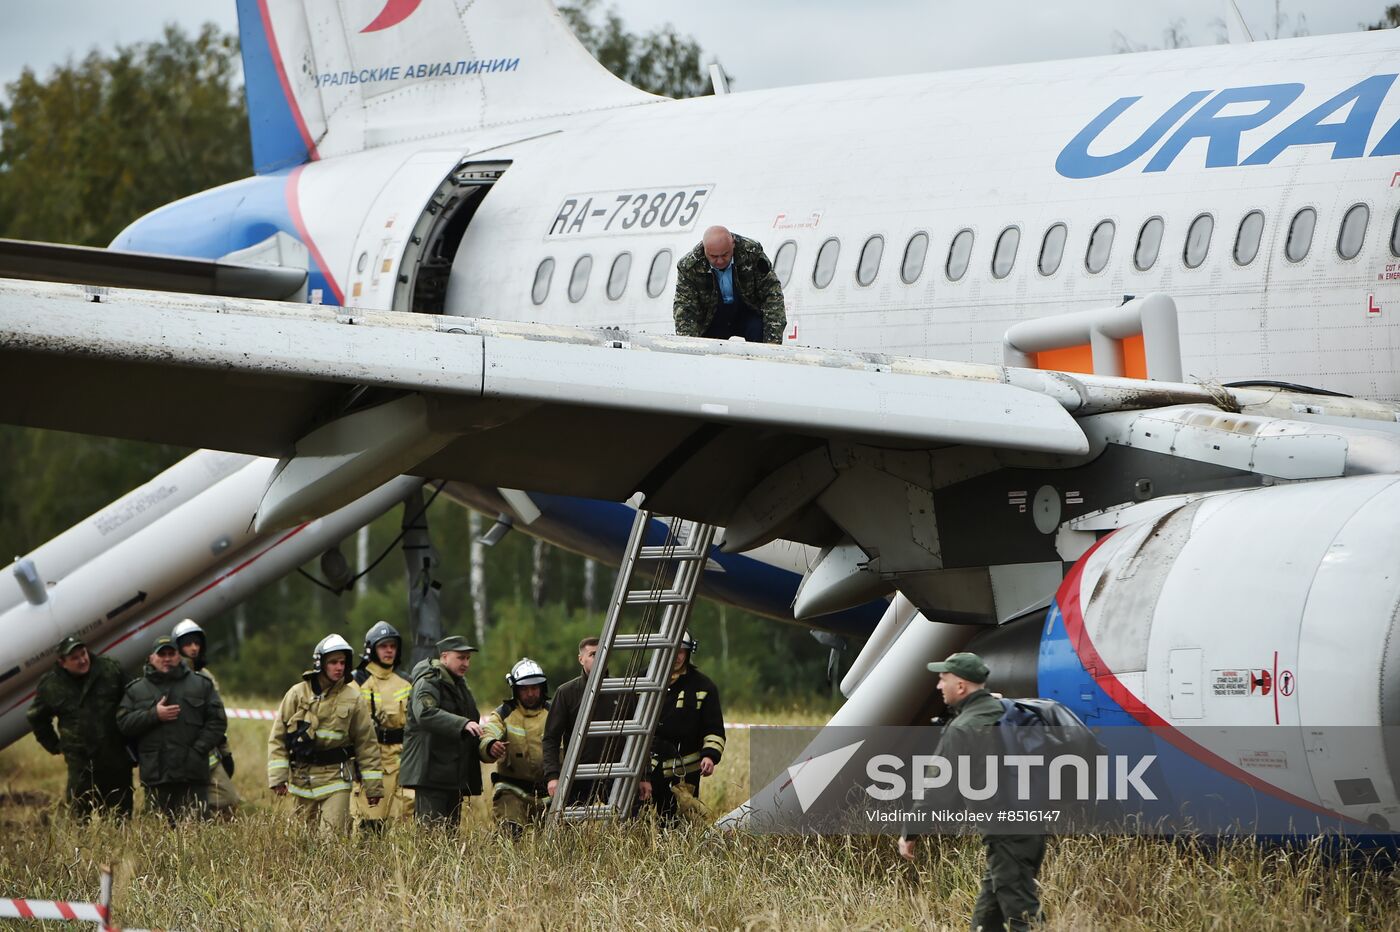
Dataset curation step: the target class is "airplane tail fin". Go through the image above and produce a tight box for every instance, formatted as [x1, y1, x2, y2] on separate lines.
[235, 0, 656, 174]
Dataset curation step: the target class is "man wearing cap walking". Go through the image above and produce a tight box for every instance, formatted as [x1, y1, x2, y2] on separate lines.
[401, 635, 485, 828]
[897, 652, 1046, 932]
[266, 634, 383, 835]
[27, 636, 135, 818]
[117, 635, 227, 822]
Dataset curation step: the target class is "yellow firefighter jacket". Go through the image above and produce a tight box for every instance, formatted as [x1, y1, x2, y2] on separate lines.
[355, 662, 411, 774]
[479, 698, 550, 798]
[267, 672, 383, 800]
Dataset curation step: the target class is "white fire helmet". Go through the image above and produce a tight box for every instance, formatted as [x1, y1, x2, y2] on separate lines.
[172, 618, 205, 645]
[313, 633, 355, 672]
[679, 630, 698, 654]
[507, 657, 548, 691]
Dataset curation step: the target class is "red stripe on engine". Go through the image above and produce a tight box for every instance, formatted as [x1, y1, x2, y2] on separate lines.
[1055, 538, 1360, 825]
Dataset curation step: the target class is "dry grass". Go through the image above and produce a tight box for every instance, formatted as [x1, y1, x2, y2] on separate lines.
[0, 703, 1396, 930]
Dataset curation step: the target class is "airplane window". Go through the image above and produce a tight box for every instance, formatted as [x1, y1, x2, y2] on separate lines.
[901, 232, 929, 284]
[1134, 217, 1164, 271]
[814, 237, 840, 288]
[531, 258, 555, 305]
[606, 252, 632, 300]
[1038, 223, 1067, 276]
[774, 240, 797, 287]
[1392, 209, 1400, 258]
[1085, 220, 1115, 273]
[991, 226, 1020, 280]
[1234, 211, 1265, 266]
[1286, 208, 1316, 263]
[856, 235, 884, 286]
[1337, 203, 1369, 261]
[946, 229, 974, 281]
[1183, 214, 1214, 269]
[568, 255, 592, 302]
[646, 249, 672, 298]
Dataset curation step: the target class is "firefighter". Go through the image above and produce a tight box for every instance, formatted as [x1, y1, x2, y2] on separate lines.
[479, 658, 551, 837]
[172, 619, 240, 817]
[645, 631, 725, 824]
[266, 634, 383, 835]
[350, 621, 414, 829]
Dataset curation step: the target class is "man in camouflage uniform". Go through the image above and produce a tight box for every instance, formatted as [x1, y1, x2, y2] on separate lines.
[172, 619, 240, 816]
[898, 652, 1047, 932]
[267, 634, 383, 835]
[673, 225, 786, 343]
[350, 621, 414, 829]
[27, 636, 134, 818]
[479, 657, 550, 837]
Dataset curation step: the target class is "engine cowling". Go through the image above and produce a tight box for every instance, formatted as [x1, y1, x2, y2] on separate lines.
[1001, 476, 1400, 833]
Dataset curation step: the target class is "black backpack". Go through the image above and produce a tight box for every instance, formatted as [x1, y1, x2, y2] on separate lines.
[995, 698, 1110, 815]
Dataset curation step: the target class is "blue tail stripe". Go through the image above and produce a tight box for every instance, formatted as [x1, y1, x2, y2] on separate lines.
[236, 0, 315, 174]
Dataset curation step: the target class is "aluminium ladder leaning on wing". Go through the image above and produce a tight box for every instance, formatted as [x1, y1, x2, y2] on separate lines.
[550, 505, 716, 821]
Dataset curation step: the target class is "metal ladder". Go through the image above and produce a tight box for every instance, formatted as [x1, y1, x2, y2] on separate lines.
[550, 507, 716, 821]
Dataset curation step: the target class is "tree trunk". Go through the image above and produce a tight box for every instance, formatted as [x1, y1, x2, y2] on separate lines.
[355, 524, 370, 596]
[469, 510, 489, 647]
[531, 538, 548, 607]
[583, 559, 597, 614]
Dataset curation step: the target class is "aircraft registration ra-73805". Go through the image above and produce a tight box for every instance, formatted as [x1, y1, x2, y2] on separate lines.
[3, 0, 1400, 838]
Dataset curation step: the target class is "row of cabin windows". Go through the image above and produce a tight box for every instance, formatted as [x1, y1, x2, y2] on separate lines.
[531, 204, 1400, 305]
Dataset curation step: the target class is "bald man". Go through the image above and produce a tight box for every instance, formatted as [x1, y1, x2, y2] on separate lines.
[673, 225, 786, 343]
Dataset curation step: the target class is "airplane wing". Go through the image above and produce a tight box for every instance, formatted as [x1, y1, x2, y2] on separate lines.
[8, 278, 1396, 625]
[0, 278, 1089, 509]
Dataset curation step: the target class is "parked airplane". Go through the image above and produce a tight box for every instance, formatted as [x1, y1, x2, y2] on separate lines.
[2, 0, 1400, 836]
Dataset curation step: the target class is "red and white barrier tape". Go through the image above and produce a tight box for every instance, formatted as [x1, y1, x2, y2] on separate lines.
[226, 708, 277, 720]
[0, 898, 105, 923]
[231, 707, 772, 729]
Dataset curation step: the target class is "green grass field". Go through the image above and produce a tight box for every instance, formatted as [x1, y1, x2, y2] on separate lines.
[1, 703, 1397, 930]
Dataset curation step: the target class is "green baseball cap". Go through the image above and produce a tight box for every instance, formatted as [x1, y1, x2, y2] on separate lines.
[150, 635, 177, 654]
[436, 635, 477, 654]
[56, 635, 86, 657]
[927, 652, 989, 683]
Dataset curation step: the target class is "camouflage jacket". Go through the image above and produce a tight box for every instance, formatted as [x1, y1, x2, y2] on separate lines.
[672, 233, 786, 342]
[27, 655, 131, 770]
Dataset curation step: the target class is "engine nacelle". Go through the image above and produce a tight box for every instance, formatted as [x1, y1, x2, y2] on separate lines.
[1023, 476, 1400, 834]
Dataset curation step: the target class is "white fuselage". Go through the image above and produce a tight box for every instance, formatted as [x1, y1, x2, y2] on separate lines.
[301, 30, 1400, 400]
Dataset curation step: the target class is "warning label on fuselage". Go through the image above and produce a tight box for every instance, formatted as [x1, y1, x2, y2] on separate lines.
[1211, 668, 1272, 697]
[1211, 669, 1250, 697]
